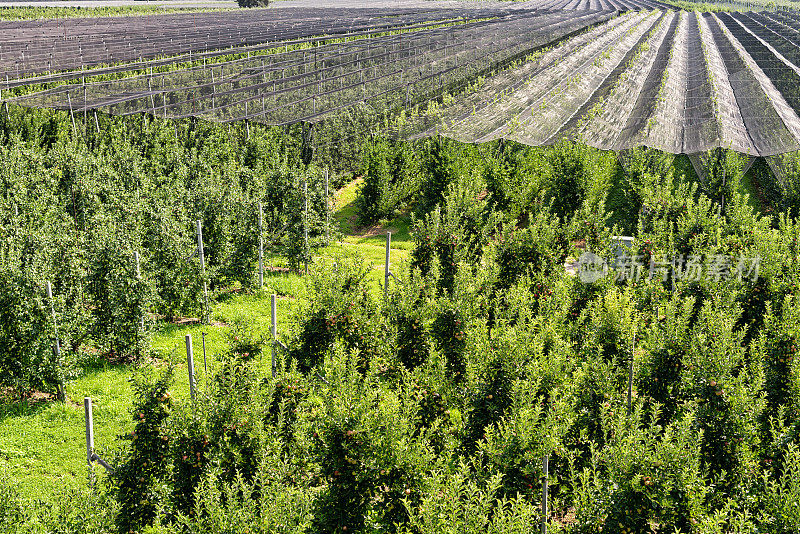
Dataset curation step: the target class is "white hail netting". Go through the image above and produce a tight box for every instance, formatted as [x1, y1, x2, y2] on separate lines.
[401, 9, 800, 158]
[5, 5, 800, 159]
[7, 8, 615, 127]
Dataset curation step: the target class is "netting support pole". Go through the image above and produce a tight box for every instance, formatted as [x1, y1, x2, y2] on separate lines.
[46, 281, 66, 402]
[93, 110, 100, 134]
[627, 328, 635, 416]
[271, 294, 277, 378]
[67, 94, 77, 138]
[196, 220, 209, 323]
[721, 165, 726, 214]
[258, 201, 264, 288]
[324, 168, 330, 246]
[211, 67, 216, 110]
[83, 82, 87, 139]
[384, 231, 391, 304]
[84, 397, 95, 486]
[133, 251, 144, 331]
[201, 331, 208, 379]
[185, 334, 196, 402]
[304, 176, 309, 276]
[148, 73, 155, 115]
[541, 455, 549, 534]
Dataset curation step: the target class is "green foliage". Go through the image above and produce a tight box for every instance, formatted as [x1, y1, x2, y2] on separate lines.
[306, 358, 429, 534]
[7, 104, 800, 533]
[0, 268, 63, 394]
[85, 222, 152, 360]
[543, 141, 588, 221]
[290, 255, 382, 373]
[112, 366, 174, 534]
[417, 137, 462, 215]
[570, 409, 706, 533]
[358, 139, 420, 225]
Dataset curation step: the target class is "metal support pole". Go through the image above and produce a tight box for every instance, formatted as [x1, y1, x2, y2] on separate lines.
[201, 331, 208, 378]
[627, 332, 635, 416]
[304, 177, 309, 275]
[67, 94, 77, 137]
[93, 110, 100, 134]
[196, 220, 209, 321]
[271, 294, 277, 378]
[384, 231, 391, 303]
[186, 334, 196, 401]
[84, 397, 94, 485]
[324, 169, 330, 246]
[46, 281, 65, 402]
[133, 251, 144, 332]
[541, 455, 549, 534]
[83, 84, 87, 138]
[258, 202, 264, 288]
[721, 164, 726, 213]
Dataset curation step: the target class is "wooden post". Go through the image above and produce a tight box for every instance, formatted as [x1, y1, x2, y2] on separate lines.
[196, 220, 209, 321]
[541, 455, 549, 534]
[258, 202, 264, 288]
[271, 294, 277, 378]
[186, 334, 196, 401]
[84, 397, 95, 485]
[46, 281, 65, 402]
[384, 231, 391, 303]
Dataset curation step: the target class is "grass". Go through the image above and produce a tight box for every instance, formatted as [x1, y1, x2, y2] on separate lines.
[1, 176, 410, 502]
[0, 363, 133, 500]
[333, 177, 363, 236]
[332, 176, 414, 251]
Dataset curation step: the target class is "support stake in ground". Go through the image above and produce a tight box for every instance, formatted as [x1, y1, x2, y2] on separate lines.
[258, 202, 264, 288]
[46, 281, 65, 402]
[384, 231, 391, 304]
[186, 334, 196, 402]
[542, 454, 549, 534]
[271, 294, 277, 378]
[196, 220, 209, 322]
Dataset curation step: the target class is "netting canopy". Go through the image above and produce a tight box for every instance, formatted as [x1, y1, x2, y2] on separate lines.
[402, 9, 800, 157]
[3, 2, 800, 159]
